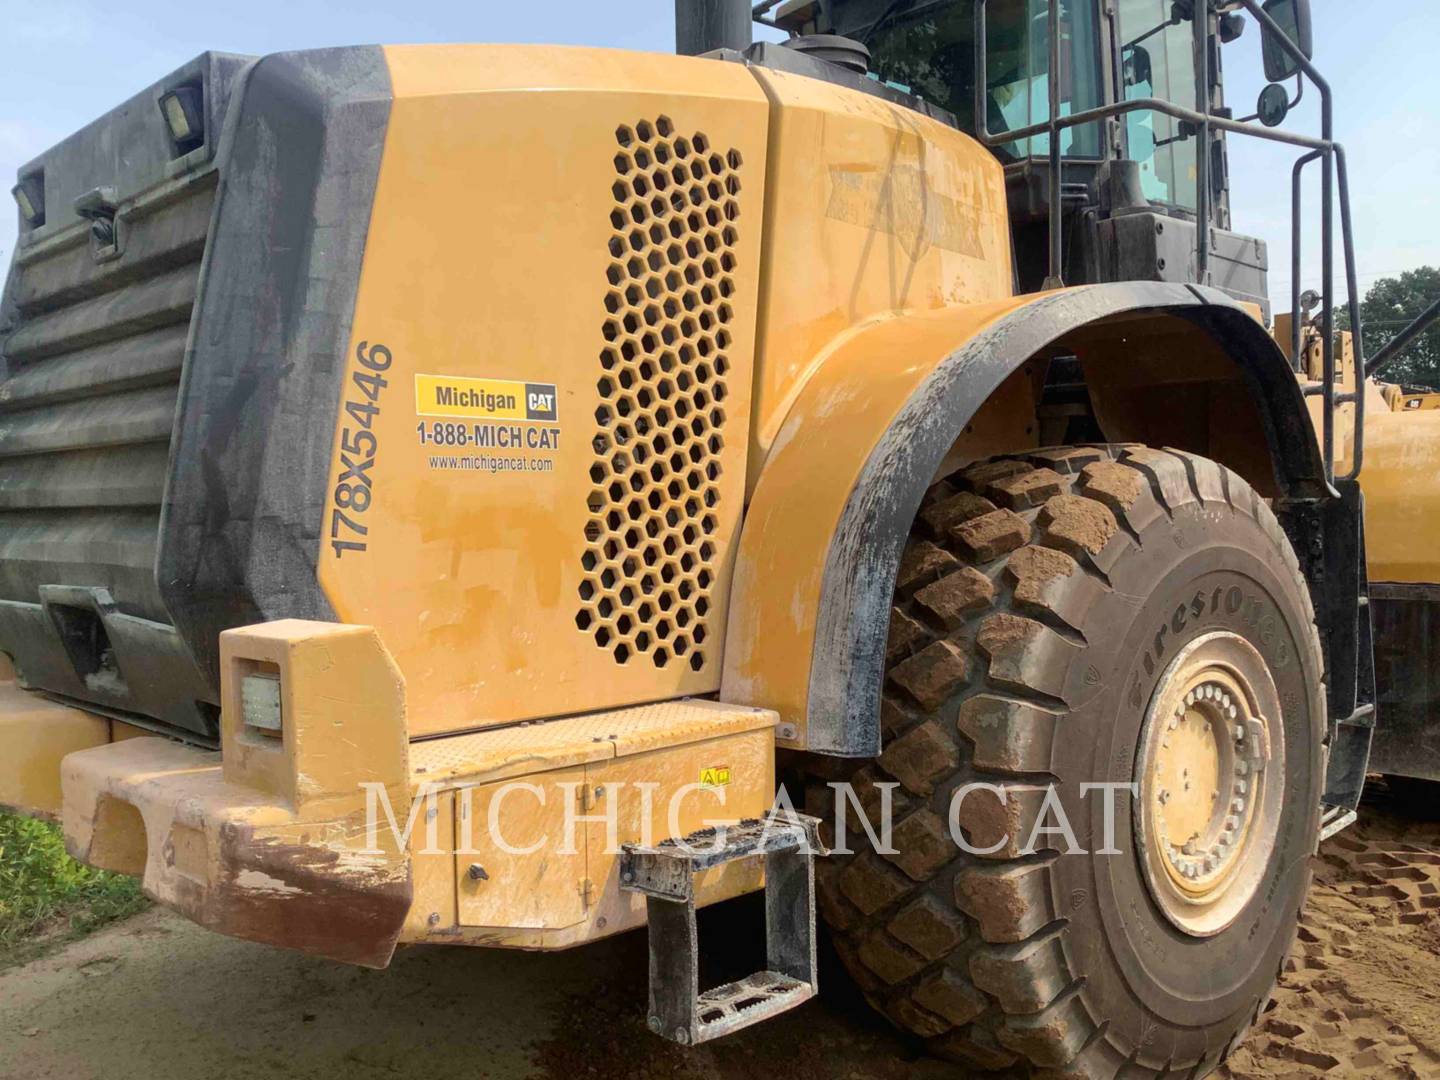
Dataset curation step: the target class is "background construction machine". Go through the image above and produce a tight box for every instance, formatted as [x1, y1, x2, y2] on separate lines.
[3, 0, 1432, 1074]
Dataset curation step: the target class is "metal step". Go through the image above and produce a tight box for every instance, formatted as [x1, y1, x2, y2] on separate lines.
[620, 811, 826, 1045]
[1319, 804, 1358, 842]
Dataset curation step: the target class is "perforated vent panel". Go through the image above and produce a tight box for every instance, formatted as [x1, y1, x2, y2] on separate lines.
[577, 116, 743, 671]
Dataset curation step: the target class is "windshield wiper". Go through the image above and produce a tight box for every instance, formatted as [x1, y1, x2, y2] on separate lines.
[861, 0, 922, 44]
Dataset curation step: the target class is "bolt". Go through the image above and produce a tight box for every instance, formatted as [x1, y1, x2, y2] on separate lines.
[674, 1029, 691, 1045]
[467, 864, 489, 882]
[648, 1016, 663, 1034]
[1158, 789, 1172, 805]
[427, 912, 441, 927]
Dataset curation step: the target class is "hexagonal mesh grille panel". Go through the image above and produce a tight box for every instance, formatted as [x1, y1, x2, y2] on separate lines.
[576, 116, 743, 671]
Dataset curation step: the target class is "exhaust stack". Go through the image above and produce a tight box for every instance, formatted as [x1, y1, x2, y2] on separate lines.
[675, 0, 753, 56]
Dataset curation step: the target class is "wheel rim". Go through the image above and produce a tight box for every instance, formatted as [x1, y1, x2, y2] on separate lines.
[1134, 631, 1285, 937]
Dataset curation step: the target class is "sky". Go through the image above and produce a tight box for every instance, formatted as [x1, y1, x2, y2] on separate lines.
[2, 0, 1436, 313]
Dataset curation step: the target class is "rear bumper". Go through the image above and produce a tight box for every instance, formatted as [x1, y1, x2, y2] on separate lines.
[61, 736, 410, 969]
[0, 621, 414, 969]
[2, 619, 778, 969]
[0, 678, 110, 821]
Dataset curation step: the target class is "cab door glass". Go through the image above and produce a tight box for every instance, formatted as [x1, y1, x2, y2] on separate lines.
[1117, 0, 1198, 209]
[986, 0, 1103, 160]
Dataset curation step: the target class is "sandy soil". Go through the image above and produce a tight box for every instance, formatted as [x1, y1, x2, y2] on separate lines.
[2, 787, 1438, 1079]
[1219, 783, 1440, 1079]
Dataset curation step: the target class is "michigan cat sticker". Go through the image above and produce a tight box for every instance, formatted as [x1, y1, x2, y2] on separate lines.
[415, 374, 558, 422]
[414, 374, 562, 475]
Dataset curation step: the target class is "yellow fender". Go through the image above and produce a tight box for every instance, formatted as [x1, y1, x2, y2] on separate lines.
[722, 282, 1324, 755]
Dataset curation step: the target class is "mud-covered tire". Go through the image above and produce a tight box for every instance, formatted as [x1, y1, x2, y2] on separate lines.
[810, 445, 1325, 1077]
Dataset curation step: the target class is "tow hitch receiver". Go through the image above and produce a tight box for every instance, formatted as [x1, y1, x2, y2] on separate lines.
[621, 812, 826, 1045]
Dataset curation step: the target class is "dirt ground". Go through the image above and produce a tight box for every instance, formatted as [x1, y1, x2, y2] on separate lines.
[1218, 782, 1440, 1079]
[2, 785, 1438, 1080]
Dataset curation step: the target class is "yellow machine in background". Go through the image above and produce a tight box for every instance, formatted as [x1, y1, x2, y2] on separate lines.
[0, 0, 1404, 1074]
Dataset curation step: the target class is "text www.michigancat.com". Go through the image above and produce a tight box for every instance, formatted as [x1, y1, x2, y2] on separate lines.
[427, 454, 556, 474]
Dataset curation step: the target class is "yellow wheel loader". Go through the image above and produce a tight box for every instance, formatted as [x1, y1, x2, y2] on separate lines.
[1, 0, 1423, 1074]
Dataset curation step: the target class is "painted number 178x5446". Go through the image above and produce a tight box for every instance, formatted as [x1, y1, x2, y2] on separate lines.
[329, 340, 391, 558]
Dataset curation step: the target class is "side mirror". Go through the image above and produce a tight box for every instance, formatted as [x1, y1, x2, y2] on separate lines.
[1256, 82, 1290, 127]
[1123, 44, 1153, 89]
[1260, 0, 1313, 82]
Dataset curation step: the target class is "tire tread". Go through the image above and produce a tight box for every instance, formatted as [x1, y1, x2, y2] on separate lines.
[813, 445, 1325, 1078]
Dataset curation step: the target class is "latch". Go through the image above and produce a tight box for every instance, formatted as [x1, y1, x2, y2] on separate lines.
[73, 187, 120, 261]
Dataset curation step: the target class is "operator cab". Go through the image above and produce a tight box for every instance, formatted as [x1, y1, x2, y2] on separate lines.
[759, 0, 1286, 316]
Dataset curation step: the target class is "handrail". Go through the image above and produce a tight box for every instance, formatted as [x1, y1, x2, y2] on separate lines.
[1334, 143, 1365, 480]
[1290, 149, 1321, 367]
[1192, 0, 1210, 285]
[1043, 0, 1062, 288]
[971, 0, 1364, 487]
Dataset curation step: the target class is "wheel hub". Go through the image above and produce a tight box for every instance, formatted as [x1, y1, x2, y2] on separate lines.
[1135, 632, 1285, 937]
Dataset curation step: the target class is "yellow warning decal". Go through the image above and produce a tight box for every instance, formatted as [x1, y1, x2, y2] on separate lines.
[415, 374, 558, 423]
[700, 766, 732, 789]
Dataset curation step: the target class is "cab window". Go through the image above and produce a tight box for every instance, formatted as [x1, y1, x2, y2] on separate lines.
[1116, 0, 1198, 209]
[866, 0, 1104, 161]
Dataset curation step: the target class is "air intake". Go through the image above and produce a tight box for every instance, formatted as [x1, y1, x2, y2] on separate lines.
[577, 115, 743, 672]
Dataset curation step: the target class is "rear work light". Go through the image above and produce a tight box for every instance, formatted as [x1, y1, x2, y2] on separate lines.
[11, 172, 44, 228]
[158, 84, 205, 155]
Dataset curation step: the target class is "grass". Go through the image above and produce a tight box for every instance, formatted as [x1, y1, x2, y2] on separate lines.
[0, 810, 149, 969]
